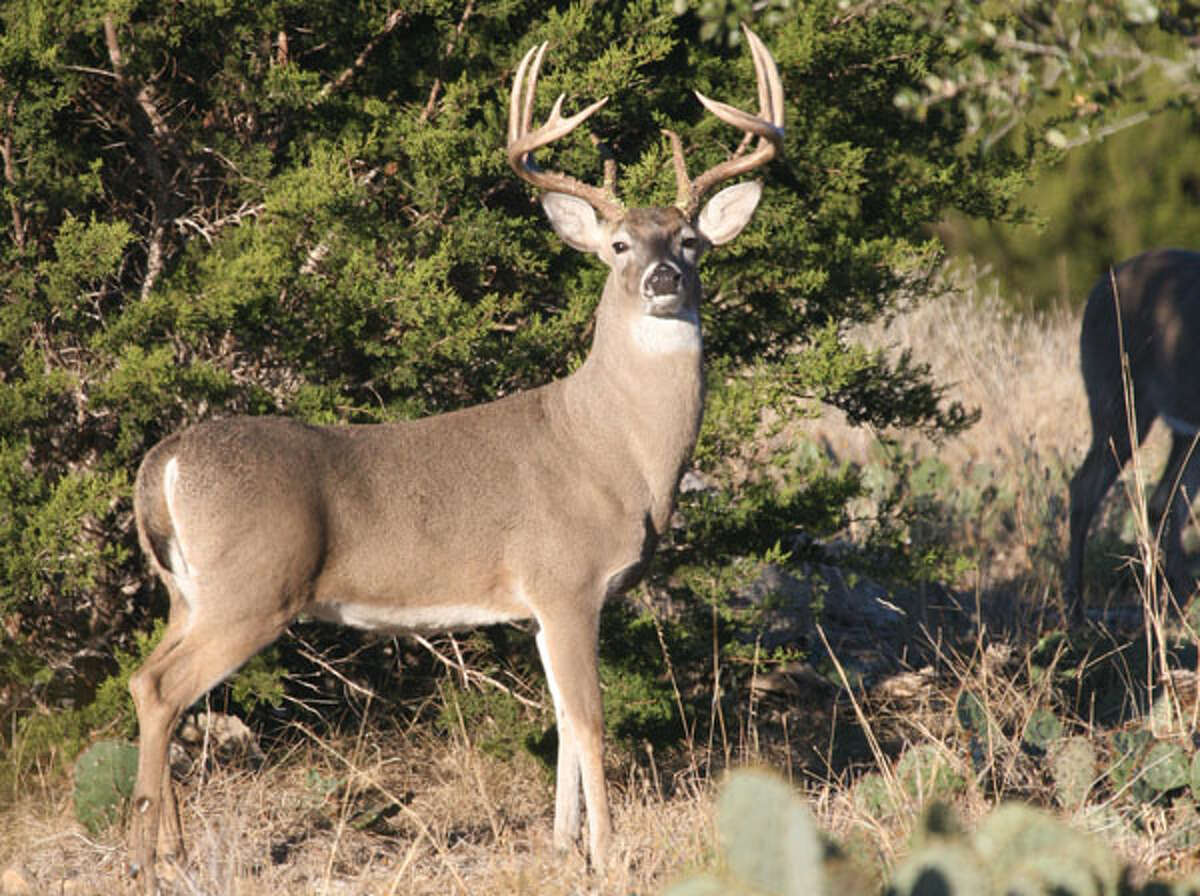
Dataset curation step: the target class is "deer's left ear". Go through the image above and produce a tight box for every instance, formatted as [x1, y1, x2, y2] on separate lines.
[541, 192, 609, 254]
[696, 181, 763, 246]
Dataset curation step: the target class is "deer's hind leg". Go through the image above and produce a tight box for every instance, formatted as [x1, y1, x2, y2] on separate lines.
[1148, 427, 1200, 608]
[1066, 393, 1158, 621]
[128, 573, 292, 893]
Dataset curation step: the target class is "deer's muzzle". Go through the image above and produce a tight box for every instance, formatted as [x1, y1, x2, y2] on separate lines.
[643, 262, 682, 298]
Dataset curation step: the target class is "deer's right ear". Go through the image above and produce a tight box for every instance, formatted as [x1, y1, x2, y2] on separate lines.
[541, 192, 608, 254]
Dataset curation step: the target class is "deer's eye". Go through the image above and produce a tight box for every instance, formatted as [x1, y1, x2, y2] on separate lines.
[680, 236, 698, 250]
[612, 241, 630, 255]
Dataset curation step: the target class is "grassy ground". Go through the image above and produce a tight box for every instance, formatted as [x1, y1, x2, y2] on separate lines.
[1, 729, 716, 894]
[4, 270, 1199, 894]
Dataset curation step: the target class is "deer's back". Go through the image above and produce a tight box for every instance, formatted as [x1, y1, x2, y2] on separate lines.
[1080, 249, 1200, 424]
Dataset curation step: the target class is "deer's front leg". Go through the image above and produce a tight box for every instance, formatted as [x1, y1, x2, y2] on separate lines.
[534, 605, 610, 868]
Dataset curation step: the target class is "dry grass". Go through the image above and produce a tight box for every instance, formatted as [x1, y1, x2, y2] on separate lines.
[5, 270, 1200, 893]
[0, 727, 717, 895]
[810, 273, 1090, 473]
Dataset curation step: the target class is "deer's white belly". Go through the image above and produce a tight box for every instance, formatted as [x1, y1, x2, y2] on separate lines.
[313, 600, 530, 633]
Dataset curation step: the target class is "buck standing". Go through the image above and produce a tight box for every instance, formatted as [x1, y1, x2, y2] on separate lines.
[127, 26, 783, 891]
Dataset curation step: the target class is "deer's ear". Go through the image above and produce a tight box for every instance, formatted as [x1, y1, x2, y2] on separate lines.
[541, 192, 608, 254]
[696, 181, 763, 246]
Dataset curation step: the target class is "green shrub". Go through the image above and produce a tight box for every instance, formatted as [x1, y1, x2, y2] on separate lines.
[1, 0, 1022, 772]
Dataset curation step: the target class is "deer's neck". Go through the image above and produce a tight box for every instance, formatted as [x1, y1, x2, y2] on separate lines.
[561, 280, 705, 530]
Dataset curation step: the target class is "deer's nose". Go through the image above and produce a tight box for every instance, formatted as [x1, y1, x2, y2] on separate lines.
[644, 262, 682, 296]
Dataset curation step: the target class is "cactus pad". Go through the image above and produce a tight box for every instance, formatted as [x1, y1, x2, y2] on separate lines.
[73, 740, 138, 835]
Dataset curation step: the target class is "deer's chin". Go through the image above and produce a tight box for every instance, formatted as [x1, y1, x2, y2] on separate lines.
[642, 294, 690, 318]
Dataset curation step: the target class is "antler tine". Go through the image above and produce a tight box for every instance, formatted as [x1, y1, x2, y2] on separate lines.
[508, 43, 540, 148]
[746, 26, 785, 127]
[663, 129, 691, 207]
[507, 41, 624, 221]
[677, 24, 785, 216]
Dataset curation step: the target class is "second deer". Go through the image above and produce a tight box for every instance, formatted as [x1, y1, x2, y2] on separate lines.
[1066, 249, 1200, 621]
[126, 26, 784, 891]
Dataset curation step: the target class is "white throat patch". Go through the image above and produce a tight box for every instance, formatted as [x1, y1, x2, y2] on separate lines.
[631, 309, 701, 355]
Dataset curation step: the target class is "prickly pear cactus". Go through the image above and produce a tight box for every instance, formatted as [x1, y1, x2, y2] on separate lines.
[955, 690, 988, 735]
[1108, 729, 1154, 803]
[852, 771, 896, 818]
[671, 768, 1200, 896]
[1141, 741, 1189, 796]
[973, 803, 1120, 894]
[1049, 737, 1097, 809]
[73, 740, 138, 835]
[1021, 708, 1063, 752]
[896, 743, 965, 803]
[664, 768, 829, 896]
[885, 841, 989, 896]
[1107, 731, 1191, 804]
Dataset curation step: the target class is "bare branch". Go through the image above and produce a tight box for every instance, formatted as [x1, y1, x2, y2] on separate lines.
[62, 64, 121, 80]
[0, 92, 25, 250]
[317, 8, 409, 102]
[104, 13, 174, 299]
[174, 201, 265, 245]
[411, 633, 545, 711]
[420, 0, 476, 123]
[299, 240, 331, 276]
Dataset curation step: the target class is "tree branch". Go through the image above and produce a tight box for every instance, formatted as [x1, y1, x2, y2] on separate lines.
[0, 92, 25, 251]
[317, 8, 410, 102]
[104, 13, 174, 299]
[420, 0, 476, 123]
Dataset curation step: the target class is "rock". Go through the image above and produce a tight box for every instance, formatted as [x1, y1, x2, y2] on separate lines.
[168, 740, 192, 778]
[177, 710, 264, 766]
[730, 561, 919, 693]
[0, 865, 33, 896]
[732, 562, 906, 650]
[678, 469, 717, 493]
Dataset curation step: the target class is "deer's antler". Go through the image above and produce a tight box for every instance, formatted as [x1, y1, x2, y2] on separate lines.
[669, 25, 785, 218]
[507, 42, 625, 222]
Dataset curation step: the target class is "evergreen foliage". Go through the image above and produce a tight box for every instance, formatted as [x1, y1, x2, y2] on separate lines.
[0, 1, 1024, 761]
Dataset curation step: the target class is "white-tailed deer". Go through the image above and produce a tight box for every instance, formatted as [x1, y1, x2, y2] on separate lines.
[127, 26, 783, 890]
[1066, 249, 1200, 621]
